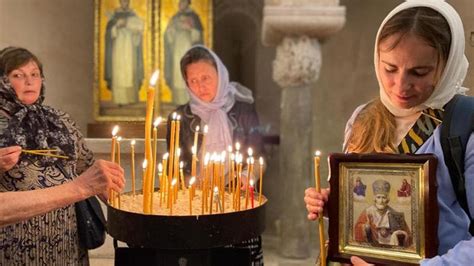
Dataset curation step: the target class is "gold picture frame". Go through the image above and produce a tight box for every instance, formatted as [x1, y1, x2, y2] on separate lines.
[159, 0, 213, 114]
[93, 0, 156, 121]
[327, 153, 439, 266]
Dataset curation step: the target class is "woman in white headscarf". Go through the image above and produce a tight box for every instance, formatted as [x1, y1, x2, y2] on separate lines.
[166, 45, 264, 264]
[304, 0, 473, 265]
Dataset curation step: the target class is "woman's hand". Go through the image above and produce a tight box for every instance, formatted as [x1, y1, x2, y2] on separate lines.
[350, 256, 374, 266]
[0, 146, 21, 172]
[304, 187, 330, 221]
[74, 159, 125, 201]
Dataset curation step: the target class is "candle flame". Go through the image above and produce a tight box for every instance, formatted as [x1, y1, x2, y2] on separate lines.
[230, 153, 235, 160]
[227, 145, 233, 152]
[154, 117, 162, 127]
[142, 159, 148, 169]
[204, 153, 210, 165]
[315, 150, 321, 157]
[149, 70, 159, 86]
[250, 179, 254, 186]
[171, 178, 177, 186]
[189, 176, 196, 186]
[203, 125, 208, 134]
[158, 163, 163, 172]
[131, 139, 136, 146]
[163, 152, 169, 160]
[177, 148, 181, 157]
[112, 125, 119, 136]
[236, 154, 242, 164]
[259, 157, 264, 165]
[235, 142, 241, 151]
[250, 157, 255, 164]
[117, 136, 122, 142]
[191, 145, 196, 155]
[172, 112, 177, 120]
[214, 186, 218, 193]
[248, 147, 253, 157]
[195, 125, 200, 132]
[180, 161, 184, 169]
[176, 115, 181, 121]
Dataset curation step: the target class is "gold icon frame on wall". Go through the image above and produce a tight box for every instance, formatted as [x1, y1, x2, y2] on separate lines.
[158, 0, 213, 115]
[93, 0, 212, 122]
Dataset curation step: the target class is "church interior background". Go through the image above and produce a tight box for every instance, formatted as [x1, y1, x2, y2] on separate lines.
[1, 0, 473, 264]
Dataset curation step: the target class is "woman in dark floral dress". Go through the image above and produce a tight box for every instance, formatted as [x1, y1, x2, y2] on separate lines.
[0, 47, 124, 265]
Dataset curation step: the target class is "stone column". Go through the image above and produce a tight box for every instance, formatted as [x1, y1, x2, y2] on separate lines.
[262, 0, 345, 259]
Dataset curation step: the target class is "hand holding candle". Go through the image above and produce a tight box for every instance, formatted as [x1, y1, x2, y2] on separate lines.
[314, 150, 326, 266]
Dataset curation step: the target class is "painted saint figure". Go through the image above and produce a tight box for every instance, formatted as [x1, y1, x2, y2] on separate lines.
[354, 179, 411, 247]
[104, 0, 144, 105]
[397, 178, 412, 197]
[164, 0, 203, 105]
[353, 176, 367, 197]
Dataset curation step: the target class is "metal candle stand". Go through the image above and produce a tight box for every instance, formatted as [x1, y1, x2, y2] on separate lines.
[107, 193, 267, 266]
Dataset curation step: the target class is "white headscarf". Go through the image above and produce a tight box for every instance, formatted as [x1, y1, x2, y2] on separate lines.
[184, 45, 254, 153]
[375, 0, 469, 117]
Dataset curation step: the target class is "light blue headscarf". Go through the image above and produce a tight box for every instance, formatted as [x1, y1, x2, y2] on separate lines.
[183, 45, 253, 154]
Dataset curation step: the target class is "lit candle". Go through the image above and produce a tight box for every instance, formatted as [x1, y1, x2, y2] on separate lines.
[227, 146, 233, 193]
[193, 125, 200, 153]
[144, 70, 159, 214]
[174, 115, 181, 181]
[249, 179, 255, 209]
[116, 136, 122, 208]
[314, 150, 326, 266]
[191, 146, 197, 183]
[168, 113, 177, 198]
[202, 154, 210, 214]
[199, 125, 208, 178]
[109, 125, 119, 205]
[179, 161, 185, 190]
[162, 153, 169, 205]
[259, 157, 264, 205]
[236, 153, 243, 211]
[189, 176, 196, 215]
[142, 159, 148, 195]
[131, 139, 136, 196]
[158, 163, 163, 207]
[220, 152, 226, 210]
[170, 178, 177, 215]
[149, 117, 162, 212]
